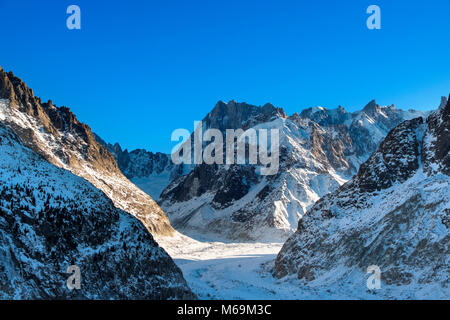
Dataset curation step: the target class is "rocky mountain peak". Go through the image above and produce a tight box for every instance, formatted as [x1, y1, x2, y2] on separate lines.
[299, 105, 350, 127]
[423, 94, 450, 175]
[205, 100, 287, 131]
[158, 96, 427, 241]
[0, 67, 41, 115]
[0, 67, 14, 100]
[362, 99, 378, 113]
[0, 67, 104, 158]
[299, 106, 325, 118]
[439, 95, 448, 110]
[94, 137, 184, 200]
[110, 142, 124, 156]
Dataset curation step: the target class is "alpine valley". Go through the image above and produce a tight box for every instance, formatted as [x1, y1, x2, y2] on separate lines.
[0, 66, 448, 300]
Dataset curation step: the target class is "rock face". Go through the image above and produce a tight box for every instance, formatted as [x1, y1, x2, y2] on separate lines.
[0, 123, 195, 299]
[0, 67, 173, 236]
[355, 117, 423, 192]
[159, 100, 425, 241]
[94, 136, 184, 200]
[203, 100, 287, 131]
[423, 96, 449, 176]
[273, 98, 449, 299]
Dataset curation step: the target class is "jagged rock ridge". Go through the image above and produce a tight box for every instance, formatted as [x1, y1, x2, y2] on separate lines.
[0, 67, 173, 236]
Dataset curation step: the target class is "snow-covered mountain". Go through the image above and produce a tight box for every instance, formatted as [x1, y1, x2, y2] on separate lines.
[0, 122, 195, 299]
[0, 67, 173, 236]
[273, 97, 449, 299]
[158, 100, 426, 241]
[94, 137, 185, 200]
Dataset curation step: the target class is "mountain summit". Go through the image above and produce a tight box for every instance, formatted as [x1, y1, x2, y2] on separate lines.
[204, 100, 287, 131]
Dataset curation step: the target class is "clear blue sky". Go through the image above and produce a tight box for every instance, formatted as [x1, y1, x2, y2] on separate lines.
[0, 0, 449, 153]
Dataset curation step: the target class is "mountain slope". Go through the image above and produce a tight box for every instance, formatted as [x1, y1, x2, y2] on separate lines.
[0, 123, 195, 299]
[273, 97, 449, 299]
[0, 67, 173, 236]
[159, 99, 425, 241]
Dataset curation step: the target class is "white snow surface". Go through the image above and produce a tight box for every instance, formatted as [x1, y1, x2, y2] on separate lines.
[156, 233, 285, 300]
[156, 230, 448, 300]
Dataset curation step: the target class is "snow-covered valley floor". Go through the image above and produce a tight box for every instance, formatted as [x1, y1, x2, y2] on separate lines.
[156, 232, 448, 300]
[156, 233, 293, 300]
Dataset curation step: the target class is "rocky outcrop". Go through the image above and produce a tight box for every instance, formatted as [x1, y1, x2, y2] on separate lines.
[0, 67, 173, 236]
[0, 123, 195, 299]
[273, 98, 449, 298]
[354, 117, 423, 192]
[204, 100, 287, 132]
[423, 96, 450, 175]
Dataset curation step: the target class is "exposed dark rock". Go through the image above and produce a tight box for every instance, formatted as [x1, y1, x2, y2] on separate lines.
[355, 117, 423, 192]
[423, 95, 450, 175]
[204, 100, 287, 132]
[96, 138, 184, 181]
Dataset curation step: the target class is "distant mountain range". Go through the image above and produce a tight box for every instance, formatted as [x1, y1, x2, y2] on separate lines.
[94, 136, 185, 201]
[155, 100, 426, 241]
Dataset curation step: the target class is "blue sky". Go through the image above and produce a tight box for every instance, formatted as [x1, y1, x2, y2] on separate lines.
[0, 0, 449, 153]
